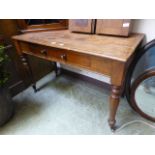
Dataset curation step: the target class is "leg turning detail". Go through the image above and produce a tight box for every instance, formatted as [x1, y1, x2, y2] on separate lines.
[108, 85, 121, 130]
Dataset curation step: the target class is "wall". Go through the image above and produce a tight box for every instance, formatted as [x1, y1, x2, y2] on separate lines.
[132, 19, 155, 43]
[61, 19, 155, 84]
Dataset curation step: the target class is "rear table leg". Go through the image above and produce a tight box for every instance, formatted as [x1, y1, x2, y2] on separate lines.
[53, 62, 58, 77]
[53, 62, 62, 77]
[20, 54, 38, 93]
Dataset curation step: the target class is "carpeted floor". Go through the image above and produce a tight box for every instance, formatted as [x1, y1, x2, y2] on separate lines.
[0, 72, 155, 135]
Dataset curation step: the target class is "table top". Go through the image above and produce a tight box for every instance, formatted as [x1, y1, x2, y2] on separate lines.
[13, 30, 144, 62]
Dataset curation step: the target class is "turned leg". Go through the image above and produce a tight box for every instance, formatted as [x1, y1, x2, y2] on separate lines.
[108, 85, 121, 130]
[20, 54, 37, 93]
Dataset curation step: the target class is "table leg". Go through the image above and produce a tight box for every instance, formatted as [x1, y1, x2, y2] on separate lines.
[20, 54, 37, 93]
[53, 62, 58, 77]
[108, 85, 121, 130]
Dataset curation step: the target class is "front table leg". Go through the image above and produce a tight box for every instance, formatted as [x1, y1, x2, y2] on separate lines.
[108, 85, 121, 130]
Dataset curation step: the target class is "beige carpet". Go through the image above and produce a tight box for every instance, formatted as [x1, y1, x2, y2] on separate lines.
[0, 72, 155, 135]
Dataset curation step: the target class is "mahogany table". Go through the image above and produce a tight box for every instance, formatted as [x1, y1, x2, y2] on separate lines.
[12, 30, 144, 130]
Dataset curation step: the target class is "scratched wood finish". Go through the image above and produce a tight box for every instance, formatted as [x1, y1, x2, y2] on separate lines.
[18, 42, 111, 76]
[12, 30, 144, 130]
[12, 30, 144, 62]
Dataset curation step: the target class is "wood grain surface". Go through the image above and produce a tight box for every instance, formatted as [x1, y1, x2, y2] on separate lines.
[12, 30, 144, 62]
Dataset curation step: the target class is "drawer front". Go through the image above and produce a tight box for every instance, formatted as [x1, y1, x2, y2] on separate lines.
[20, 42, 48, 59]
[66, 51, 91, 68]
[30, 44, 48, 58]
[20, 42, 67, 62]
[48, 48, 67, 63]
[20, 42, 31, 53]
[20, 42, 111, 76]
[29, 44, 67, 63]
[20, 42, 89, 67]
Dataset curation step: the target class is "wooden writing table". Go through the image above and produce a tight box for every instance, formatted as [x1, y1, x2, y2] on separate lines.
[12, 30, 144, 130]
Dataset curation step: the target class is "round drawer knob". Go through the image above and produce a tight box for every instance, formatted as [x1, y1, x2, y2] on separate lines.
[40, 49, 47, 55]
[60, 54, 66, 60]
